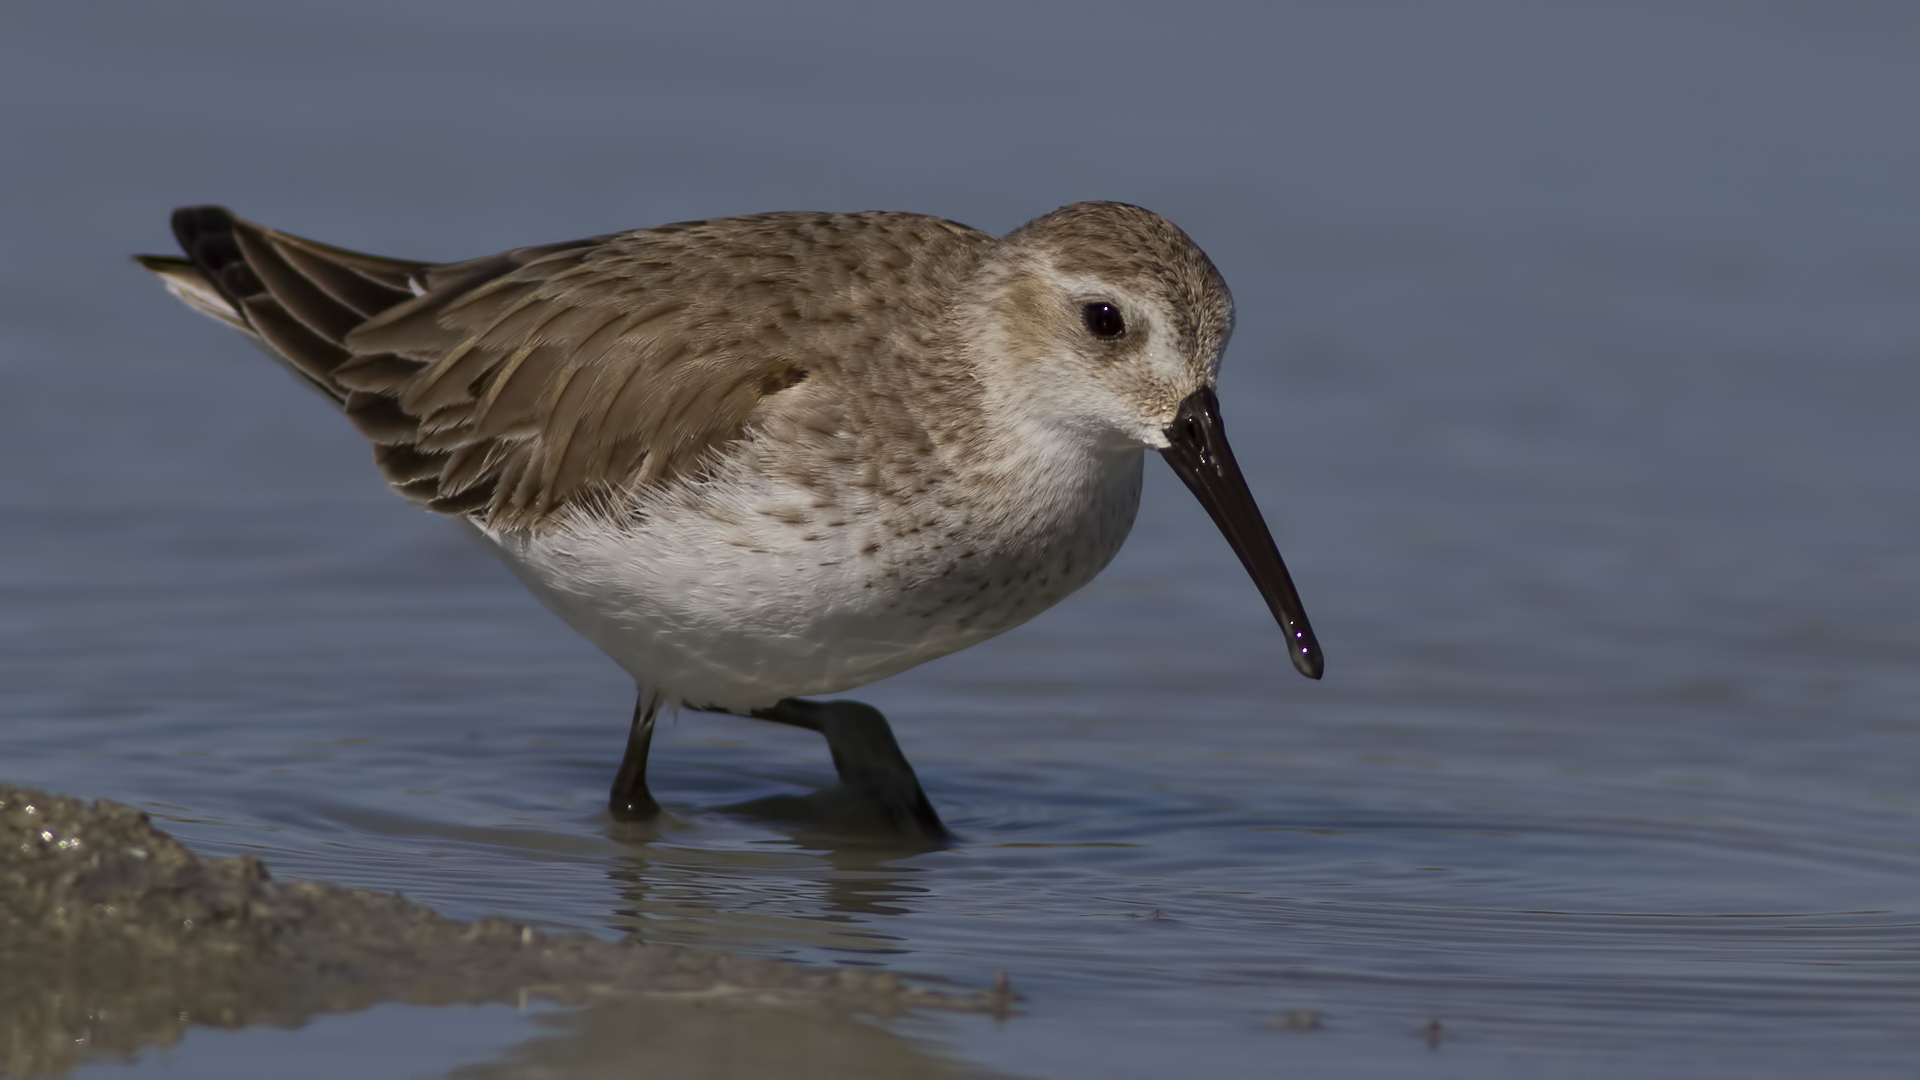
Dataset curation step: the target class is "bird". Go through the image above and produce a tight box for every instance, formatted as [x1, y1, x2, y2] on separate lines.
[137, 201, 1323, 842]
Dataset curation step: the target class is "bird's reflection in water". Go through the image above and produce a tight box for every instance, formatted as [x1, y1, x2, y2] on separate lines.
[602, 800, 943, 956]
[452, 995, 966, 1080]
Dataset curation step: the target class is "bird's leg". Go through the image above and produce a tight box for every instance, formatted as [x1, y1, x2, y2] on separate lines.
[745, 698, 951, 842]
[608, 691, 661, 821]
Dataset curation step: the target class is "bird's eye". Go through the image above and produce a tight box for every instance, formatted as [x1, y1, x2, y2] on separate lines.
[1082, 301, 1126, 340]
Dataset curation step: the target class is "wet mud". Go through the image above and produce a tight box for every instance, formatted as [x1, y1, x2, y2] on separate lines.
[0, 786, 1004, 1078]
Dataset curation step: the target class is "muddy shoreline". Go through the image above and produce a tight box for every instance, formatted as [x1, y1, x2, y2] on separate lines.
[0, 786, 1006, 1077]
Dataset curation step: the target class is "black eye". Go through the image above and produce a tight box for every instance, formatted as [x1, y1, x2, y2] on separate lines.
[1082, 301, 1126, 340]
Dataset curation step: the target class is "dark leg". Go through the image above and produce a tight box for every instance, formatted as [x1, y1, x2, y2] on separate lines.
[608, 691, 660, 821]
[741, 698, 951, 842]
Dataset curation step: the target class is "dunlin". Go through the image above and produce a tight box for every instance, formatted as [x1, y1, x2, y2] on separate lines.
[138, 201, 1322, 841]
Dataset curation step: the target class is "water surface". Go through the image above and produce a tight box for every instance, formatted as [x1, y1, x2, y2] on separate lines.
[5, 2, 1919, 1076]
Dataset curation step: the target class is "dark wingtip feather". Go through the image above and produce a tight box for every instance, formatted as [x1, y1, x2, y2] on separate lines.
[170, 205, 236, 250]
[170, 205, 263, 302]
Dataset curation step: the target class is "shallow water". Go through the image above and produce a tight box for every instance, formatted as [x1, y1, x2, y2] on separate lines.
[69, 1006, 549, 1080]
[5, 2, 1920, 1077]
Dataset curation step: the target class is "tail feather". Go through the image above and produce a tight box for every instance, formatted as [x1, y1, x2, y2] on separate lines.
[133, 254, 252, 335]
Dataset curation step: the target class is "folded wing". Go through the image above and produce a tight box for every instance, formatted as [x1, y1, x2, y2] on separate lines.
[141, 207, 830, 530]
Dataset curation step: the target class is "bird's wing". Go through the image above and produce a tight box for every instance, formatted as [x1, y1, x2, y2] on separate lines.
[145, 206, 992, 531]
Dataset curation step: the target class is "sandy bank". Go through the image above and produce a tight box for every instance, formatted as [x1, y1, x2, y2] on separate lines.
[0, 786, 1009, 1077]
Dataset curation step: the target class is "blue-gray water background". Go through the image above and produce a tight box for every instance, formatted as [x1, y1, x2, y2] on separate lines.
[3, 2, 1918, 1076]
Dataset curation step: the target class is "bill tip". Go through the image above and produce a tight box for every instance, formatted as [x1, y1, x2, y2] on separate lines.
[1295, 648, 1324, 680]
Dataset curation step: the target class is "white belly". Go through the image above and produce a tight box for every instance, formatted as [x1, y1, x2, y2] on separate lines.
[463, 452, 1143, 710]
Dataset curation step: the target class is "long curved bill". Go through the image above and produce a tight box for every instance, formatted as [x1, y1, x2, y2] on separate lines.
[1158, 386, 1324, 679]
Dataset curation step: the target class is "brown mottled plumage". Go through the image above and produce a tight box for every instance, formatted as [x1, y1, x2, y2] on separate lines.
[145, 209, 1005, 529]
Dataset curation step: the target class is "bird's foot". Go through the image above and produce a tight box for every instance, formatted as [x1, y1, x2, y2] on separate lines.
[728, 698, 953, 845]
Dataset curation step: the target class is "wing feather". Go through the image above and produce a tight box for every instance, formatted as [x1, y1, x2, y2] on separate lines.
[332, 352, 427, 394]
[271, 241, 417, 317]
[233, 227, 364, 345]
[140, 205, 996, 531]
